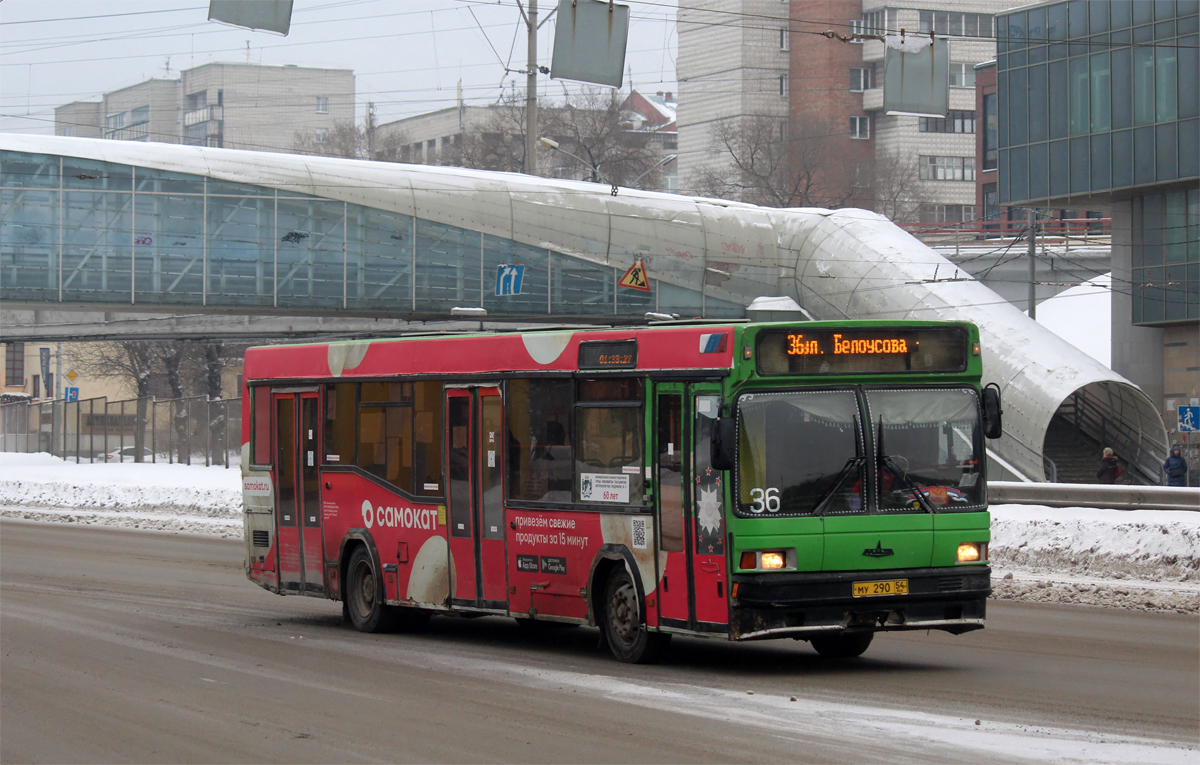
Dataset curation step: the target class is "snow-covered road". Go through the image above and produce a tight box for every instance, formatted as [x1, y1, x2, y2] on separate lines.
[2, 452, 1196, 613]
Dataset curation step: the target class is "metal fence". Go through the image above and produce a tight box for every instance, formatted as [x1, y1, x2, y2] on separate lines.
[0, 396, 241, 467]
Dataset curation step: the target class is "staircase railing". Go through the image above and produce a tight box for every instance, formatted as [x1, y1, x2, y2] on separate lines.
[1043, 455, 1059, 484]
[1059, 392, 1160, 485]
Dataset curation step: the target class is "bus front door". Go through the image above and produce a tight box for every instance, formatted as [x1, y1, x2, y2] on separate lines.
[274, 390, 323, 593]
[655, 383, 729, 631]
[445, 386, 508, 611]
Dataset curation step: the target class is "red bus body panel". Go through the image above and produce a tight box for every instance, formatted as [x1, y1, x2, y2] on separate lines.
[243, 327, 735, 630]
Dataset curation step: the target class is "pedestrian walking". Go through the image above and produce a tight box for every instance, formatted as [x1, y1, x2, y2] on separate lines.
[1096, 446, 1123, 484]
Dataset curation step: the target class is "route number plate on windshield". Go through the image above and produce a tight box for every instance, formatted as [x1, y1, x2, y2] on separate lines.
[852, 579, 908, 597]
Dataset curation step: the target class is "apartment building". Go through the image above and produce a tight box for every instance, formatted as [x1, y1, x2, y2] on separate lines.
[54, 63, 354, 155]
[678, 0, 1009, 223]
[376, 90, 678, 191]
[677, 0, 791, 199]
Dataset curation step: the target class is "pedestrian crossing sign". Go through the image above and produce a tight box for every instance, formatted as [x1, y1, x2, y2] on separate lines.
[618, 259, 650, 292]
[1180, 406, 1200, 433]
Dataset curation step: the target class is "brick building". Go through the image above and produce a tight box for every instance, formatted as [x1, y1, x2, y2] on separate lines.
[678, 0, 1011, 223]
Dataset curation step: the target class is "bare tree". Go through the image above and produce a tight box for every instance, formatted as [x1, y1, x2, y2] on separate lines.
[442, 89, 664, 188]
[868, 149, 926, 223]
[696, 114, 860, 208]
[292, 120, 407, 162]
[445, 101, 530, 173]
[72, 341, 160, 460]
[539, 89, 663, 188]
[73, 341, 159, 399]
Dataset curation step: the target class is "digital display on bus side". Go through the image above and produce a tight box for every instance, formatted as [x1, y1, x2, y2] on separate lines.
[756, 327, 967, 375]
[578, 340, 638, 370]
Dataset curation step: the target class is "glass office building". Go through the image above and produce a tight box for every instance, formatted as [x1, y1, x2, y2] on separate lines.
[997, 0, 1198, 321]
[996, 0, 1199, 455]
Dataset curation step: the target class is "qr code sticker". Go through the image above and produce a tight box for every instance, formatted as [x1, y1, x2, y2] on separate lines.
[631, 517, 647, 549]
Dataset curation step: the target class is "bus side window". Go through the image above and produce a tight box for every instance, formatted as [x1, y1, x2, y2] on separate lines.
[576, 378, 644, 505]
[324, 383, 355, 465]
[507, 378, 574, 502]
[252, 386, 271, 465]
[355, 382, 416, 494]
[412, 381, 443, 497]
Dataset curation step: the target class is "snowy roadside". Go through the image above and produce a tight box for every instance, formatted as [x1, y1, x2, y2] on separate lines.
[1, 453, 1196, 614]
[989, 505, 1199, 614]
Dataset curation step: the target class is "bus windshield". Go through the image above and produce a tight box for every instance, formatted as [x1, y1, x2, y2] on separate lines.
[736, 390, 864, 517]
[869, 388, 984, 512]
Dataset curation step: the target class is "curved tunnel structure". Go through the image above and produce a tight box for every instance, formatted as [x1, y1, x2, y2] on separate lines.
[0, 136, 1168, 482]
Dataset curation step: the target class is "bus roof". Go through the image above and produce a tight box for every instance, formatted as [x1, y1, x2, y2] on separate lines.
[243, 320, 977, 382]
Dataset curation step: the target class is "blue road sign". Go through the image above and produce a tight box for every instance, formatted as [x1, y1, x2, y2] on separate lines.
[495, 264, 524, 296]
[1179, 406, 1200, 433]
[65, 387, 79, 402]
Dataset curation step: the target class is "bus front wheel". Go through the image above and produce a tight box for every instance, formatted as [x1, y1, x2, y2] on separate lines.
[810, 631, 874, 659]
[603, 568, 669, 663]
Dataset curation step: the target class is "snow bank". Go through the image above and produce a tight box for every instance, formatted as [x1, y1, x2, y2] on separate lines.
[1, 453, 1196, 612]
[0, 452, 241, 536]
[989, 504, 1199, 613]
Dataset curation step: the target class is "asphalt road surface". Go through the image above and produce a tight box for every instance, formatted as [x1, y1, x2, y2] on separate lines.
[2, 519, 1196, 764]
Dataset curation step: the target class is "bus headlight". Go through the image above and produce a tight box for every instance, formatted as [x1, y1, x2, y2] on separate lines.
[760, 551, 785, 570]
[957, 542, 986, 562]
[738, 550, 793, 571]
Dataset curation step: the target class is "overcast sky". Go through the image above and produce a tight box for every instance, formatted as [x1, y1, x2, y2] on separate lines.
[0, 0, 679, 135]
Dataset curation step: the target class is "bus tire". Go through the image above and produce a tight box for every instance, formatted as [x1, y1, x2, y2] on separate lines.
[603, 568, 670, 663]
[810, 631, 874, 659]
[345, 546, 395, 633]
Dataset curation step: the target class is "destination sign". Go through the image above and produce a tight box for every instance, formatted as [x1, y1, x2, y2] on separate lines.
[578, 340, 637, 370]
[756, 327, 967, 375]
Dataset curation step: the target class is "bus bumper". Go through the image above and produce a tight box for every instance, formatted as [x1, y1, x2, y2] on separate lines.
[728, 565, 991, 641]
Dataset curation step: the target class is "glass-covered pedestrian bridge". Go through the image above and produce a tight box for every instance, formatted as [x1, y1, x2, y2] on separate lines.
[1, 137, 759, 320]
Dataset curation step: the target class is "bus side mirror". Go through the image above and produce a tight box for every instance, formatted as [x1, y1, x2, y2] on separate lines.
[711, 417, 736, 471]
[982, 384, 1003, 440]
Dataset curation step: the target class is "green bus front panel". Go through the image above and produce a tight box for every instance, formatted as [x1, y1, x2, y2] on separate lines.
[822, 514, 934, 571]
[728, 512, 990, 640]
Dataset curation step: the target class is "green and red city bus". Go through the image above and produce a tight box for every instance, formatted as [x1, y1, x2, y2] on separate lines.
[242, 321, 1001, 662]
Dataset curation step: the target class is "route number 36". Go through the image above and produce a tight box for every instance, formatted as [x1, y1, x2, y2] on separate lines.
[749, 487, 781, 513]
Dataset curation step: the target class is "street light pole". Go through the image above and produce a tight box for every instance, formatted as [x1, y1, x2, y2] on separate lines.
[1027, 208, 1037, 319]
[525, 0, 538, 176]
[538, 137, 600, 183]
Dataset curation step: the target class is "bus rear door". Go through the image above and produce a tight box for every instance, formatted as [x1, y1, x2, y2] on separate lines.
[445, 385, 508, 611]
[274, 390, 323, 593]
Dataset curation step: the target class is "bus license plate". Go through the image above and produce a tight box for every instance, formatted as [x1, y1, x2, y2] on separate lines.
[852, 579, 908, 597]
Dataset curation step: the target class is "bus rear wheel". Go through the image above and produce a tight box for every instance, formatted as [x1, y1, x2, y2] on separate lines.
[345, 546, 395, 633]
[603, 568, 669, 663]
[810, 631, 874, 659]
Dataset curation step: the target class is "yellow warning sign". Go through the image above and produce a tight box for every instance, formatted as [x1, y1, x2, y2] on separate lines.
[65, 369, 79, 383]
[618, 259, 651, 292]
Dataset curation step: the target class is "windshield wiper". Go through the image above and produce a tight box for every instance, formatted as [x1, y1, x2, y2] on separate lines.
[813, 455, 866, 515]
[877, 417, 935, 514]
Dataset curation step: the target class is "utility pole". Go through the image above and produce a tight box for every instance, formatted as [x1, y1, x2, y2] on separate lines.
[1027, 208, 1037, 319]
[525, 0, 538, 175]
[365, 101, 375, 159]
